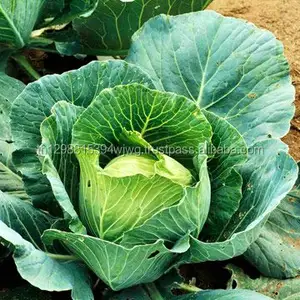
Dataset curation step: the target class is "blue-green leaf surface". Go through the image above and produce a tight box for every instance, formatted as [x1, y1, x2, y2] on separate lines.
[0, 73, 25, 167]
[244, 164, 300, 278]
[127, 11, 295, 146]
[0, 221, 93, 299]
[0, 74, 27, 199]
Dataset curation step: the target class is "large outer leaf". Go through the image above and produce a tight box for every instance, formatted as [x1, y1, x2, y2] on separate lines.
[10, 61, 153, 209]
[181, 140, 298, 263]
[0, 221, 93, 299]
[244, 165, 300, 279]
[226, 264, 300, 300]
[0, 73, 25, 166]
[0, 191, 54, 250]
[0, 74, 27, 199]
[43, 229, 177, 291]
[72, 0, 213, 55]
[0, 0, 44, 48]
[127, 11, 295, 146]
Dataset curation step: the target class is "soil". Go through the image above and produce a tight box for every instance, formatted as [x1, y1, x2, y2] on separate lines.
[208, 0, 300, 161]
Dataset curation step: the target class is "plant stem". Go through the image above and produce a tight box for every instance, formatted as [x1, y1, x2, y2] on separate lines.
[143, 283, 164, 300]
[45, 253, 78, 261]
[12, 54, 41, 80]
[176, 283, 202, 293]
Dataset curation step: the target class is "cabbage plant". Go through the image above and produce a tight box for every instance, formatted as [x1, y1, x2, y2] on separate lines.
[0, 10, 298, 299]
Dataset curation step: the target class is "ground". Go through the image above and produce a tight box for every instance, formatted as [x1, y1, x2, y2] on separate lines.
[208, 0, 300, 160]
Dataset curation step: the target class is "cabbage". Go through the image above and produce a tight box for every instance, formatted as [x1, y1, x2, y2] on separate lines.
[0, 11, 298, 298]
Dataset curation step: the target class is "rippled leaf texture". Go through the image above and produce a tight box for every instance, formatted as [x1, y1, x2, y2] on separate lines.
[0, 220, 93, 299]
[244, 163, 300, 279]
[10, 61, 153, 209]
[127, 11, 295, 146]
[72, 0, 213, 54]
[0, 0, 44, 48]
[43, 229, 176, 291]
[227, 264, 300, 299]
[181, 140, 297, 263]
[201, 111, 247, 240]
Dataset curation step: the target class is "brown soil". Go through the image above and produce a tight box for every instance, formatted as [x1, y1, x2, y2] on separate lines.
[208, 0, 300, 161]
